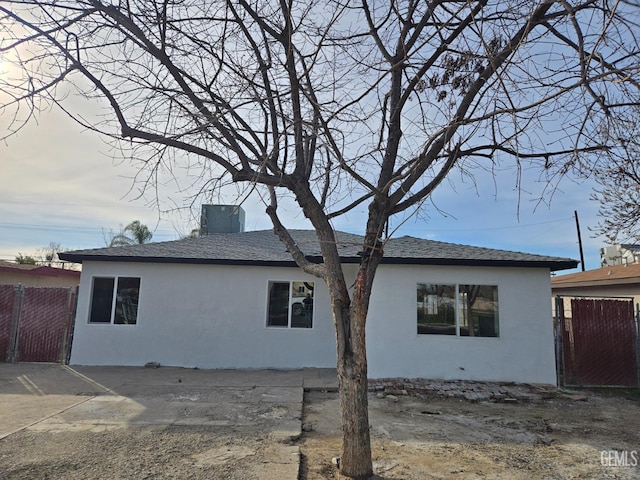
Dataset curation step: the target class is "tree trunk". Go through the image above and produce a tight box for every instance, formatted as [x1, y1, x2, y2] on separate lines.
[337, 307, 372, 479]
[293, 193, 383, 479]
[326, 249, 381, 479]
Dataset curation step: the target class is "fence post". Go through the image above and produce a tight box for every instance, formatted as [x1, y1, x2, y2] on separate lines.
[63, 286, 79, 365]
[8, 285, 25, 363]
[58, 287, 73, 364]
[636, 303, 640, 387]
[554, 296, 565, 388]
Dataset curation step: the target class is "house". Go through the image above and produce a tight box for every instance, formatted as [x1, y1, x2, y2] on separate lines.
[599, 244, 640, 267]
[0, 261, 80, 288]
[59, 230, 577, 384]
[551, 262, 640, 305]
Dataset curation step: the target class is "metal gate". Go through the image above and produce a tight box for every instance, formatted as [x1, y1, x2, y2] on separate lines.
[0, 285, 77, 363]
[555, 296, 639, 387]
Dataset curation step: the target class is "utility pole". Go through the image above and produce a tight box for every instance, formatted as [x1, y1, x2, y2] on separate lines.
[574, 210, 586, 271]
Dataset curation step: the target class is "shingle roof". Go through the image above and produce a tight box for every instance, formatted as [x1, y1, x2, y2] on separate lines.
[59, 230, 577, 271]
[552, 262, 640, 287]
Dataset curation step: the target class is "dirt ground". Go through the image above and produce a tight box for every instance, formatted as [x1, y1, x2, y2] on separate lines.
[300, 388, 640, 480]
[1, 386, 639, 479]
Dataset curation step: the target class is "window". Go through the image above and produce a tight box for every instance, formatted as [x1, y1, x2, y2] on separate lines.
[267, 281, 314, 328]
[89, 277, 140, 325]
[417, 283, 498, 337]
[459, 285, 499, 337]
[416, 284, 456, 335]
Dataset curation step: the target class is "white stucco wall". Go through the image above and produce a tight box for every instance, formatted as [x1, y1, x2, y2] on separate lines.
[366, 264, 557, 384]
[70, 261, 556, 384]
[70, 262, 338, 369]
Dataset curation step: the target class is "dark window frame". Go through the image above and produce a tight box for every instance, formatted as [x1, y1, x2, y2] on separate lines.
[417, 283, 499, 337]
[89, 276, 141, 325]
[266, 280, 314, 329]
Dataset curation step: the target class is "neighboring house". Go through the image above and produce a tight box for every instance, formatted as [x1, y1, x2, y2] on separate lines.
[60, 230, 576, 384]
[600, 244, 640, 267]
[551, 262, 640, 305]
[0, 261, 80, 288]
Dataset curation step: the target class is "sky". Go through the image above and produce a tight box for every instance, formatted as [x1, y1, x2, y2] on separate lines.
[0, 101, 607, 275]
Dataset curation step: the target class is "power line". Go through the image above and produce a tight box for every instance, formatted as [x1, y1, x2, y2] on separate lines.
[0, 198, 152, 209]
[0, 222, 102, 232]
[0, 221, 177, 236]
[0, 217, 572, 237]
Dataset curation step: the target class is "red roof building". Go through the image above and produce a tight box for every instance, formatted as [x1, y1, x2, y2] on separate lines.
[552, 262, 640, 304]
[0, 261, 80, 288]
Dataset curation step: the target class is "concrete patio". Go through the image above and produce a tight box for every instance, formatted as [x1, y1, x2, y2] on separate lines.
[0, 363, 338, 479]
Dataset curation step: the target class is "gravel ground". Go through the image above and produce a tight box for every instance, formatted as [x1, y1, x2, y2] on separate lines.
[300, 388, 640, 479]
[2, 383, 639, 479]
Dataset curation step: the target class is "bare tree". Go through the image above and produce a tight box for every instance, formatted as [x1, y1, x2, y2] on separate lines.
[36, 242, 68, 267]
[589, 107, 640, 243]
[1, 1, 639, 477]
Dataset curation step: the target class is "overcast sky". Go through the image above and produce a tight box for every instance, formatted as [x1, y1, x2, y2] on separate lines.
[1, 104, 606, 274]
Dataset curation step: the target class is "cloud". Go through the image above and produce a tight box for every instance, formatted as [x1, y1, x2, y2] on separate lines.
[1, 105, 606, 273]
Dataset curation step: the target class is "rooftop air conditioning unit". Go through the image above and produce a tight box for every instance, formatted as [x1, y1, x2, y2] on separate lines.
[200, 205, 245, 235]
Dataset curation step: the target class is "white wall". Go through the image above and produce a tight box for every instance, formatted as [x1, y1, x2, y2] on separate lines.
[70, 262, 337, 369]
[366, 264, 557, 384]
[71, 261, 557, 384]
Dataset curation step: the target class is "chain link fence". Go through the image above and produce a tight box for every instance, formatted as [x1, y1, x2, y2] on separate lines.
[555, 296, 639, 387]
[0, 284, 77, 363]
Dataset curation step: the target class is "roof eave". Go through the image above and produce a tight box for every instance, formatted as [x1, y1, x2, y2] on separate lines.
[59, 253, 302, 267]
[552, 276, 640, 288]
[58, 253, 577, 271]
[381, 257, 577, 271]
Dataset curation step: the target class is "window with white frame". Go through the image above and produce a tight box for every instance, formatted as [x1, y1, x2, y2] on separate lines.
[267, 281, 314, 328]
[417, 283, 499, 337]
[89, 277, 140, 325]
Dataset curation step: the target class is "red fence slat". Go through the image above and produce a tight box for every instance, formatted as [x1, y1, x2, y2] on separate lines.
[0, 285, 75, 364]
[562, 298, 638, 387]
[0, 285, 18, 362]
